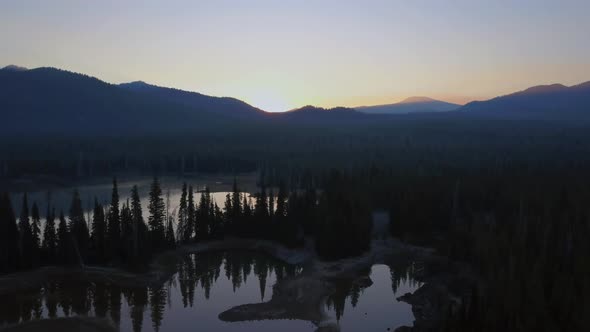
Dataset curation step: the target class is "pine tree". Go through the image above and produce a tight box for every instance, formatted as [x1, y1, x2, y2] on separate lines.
[211, 203, 223, 238]
[57, 211, 70, 264]
[276, 182, 287, 219]
[254, 186, 269, 237]
[242, 196, 252, 237]
[19, 193, 34, 268]
[42, 206, 57, 263]
[231, 178, 241, 221]
[177, 183, 188, 242]
[91, 198, 107, 262]
[223, 193, 233, 232]
[186, 186, 195, 242]
[120, 201, 133, 262]
[166, 216, 176, 248]
[0, 193, 19, 272]
[107, 177, 120, 258]
[30, 202, 41, 252]
[148, 177, 166, 249]
[196, 187, 211, 240]
[69, 190, 89, 262]
[130, 185, 144, 262]
[268, 189, 275, 219]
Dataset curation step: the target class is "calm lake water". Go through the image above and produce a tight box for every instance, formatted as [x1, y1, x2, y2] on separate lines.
[8, 177, 251, 220]
[0, 251, 421, 331]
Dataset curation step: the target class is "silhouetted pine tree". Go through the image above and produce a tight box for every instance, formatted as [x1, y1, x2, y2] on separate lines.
[254, 186, 269, 237]
[177, 183, 188, 242]
[196, 187, 211, 240]
[166, 216, 176, 248]
[30, 202, 41, 253]
[56, 211, 70, 264]
[148, 177, 166, 249]
[130, 185, 146, 262]
[120, 201, 133, 261]
[107, 177, 121, 259]
[231, 178, 241, 226]
[91, 198, 107, 262]
[0, 193, 19, 272]
[268, 189, 275, 220]
[41, 206, 57, 263]
[19, 193, 35, 268]
[69, 190, 89, 263]
[275, 183, 287, 220]
[186, 186, 195, 241]
[211, 202, 223, 238]
[243, 196, 253, 236]
[223, 193, 233, 232]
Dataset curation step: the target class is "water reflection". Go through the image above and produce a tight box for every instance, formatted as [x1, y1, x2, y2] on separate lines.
[0, 255, 422, 331]
[0, 251, 304, 332]
[326, 262, 423, 331]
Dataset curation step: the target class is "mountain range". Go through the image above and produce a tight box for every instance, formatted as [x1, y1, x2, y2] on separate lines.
[460, 82, 590, 121]
[1, 64, 589, 136]
[355, 97, 460, 114]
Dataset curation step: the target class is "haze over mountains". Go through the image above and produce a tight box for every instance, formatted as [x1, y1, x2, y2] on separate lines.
[1, 65, 590, 137]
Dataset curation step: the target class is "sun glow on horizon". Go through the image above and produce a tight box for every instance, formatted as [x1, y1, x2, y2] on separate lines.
[241, 89, 295, 113]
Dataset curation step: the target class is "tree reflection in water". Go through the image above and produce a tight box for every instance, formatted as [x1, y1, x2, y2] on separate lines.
[326, 262, 422, 330]
[0, 251, 302, 331]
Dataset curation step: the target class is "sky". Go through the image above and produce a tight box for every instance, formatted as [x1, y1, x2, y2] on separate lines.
[1, 0, 590, 112]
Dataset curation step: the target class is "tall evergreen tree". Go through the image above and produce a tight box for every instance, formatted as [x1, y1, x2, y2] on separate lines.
[42, 206, 57, 263]
[120, 201, 133, 262]
[130, 185, 145, 262]
[166, 216, 176, 248]
[275, 182, 288, 219]
[223, 193, 233, 232]
[148, 177, 166, 248]
[268, 189, 275, 219]
[211, 202, 223, 238]
[57, 211, 70, 264]
[0, 193, 19, 272]
[69, 190, 89, 263]
[177, 183, 188, 242]
[107, 177, 121, 258]
[30, 202, 41, 251]
[19, 193, 34, 268]
[254, 186, 269, 237]
[196, 187, 211, 240]
[231, 179, 241, 221]
[91, 198, 107, 262]
[186, 186, 195, 242]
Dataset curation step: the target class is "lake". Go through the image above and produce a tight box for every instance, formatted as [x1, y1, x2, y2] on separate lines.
[0, 251, 421, 331]
[8, 176, 254, 221]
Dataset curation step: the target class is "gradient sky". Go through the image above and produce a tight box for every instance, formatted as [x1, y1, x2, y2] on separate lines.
[2, 0, 590, 112]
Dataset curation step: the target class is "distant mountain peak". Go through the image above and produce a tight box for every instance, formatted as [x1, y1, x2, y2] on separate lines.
[356, 97, 459, 114]
[119, 80, 153, 88]
[2, 65, 28, 71]
[127, 80, 149, 85]
[520, 84, 567, 95]
[399, 96, 436, 104]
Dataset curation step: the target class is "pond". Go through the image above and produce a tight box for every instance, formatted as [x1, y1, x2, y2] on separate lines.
[0, 252, 422, 332]
[327, 263, 422, 331]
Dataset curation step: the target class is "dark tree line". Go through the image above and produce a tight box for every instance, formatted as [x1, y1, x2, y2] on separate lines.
[0, 177, 170, 271]
[1, 171, 376, 273]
